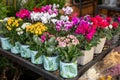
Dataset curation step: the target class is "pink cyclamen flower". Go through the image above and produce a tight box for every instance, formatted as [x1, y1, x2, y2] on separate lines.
[16, 9, 30, 19]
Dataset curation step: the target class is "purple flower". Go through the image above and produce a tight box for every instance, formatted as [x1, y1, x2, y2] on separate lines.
[72, 17, 80, 25]
[118, 17, 120, 23]
[64, 21, 73, 31]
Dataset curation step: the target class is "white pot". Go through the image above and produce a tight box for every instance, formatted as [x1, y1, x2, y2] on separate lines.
[94, 37, 106, 54]
[77, 47, 94, 65]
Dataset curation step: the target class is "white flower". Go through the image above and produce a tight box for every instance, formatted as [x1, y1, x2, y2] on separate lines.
[16, 28, 23, 35]
[3, 17, 9, 22]
[21, 23, 31, 29]
[51, 19, 58, 24]
[30, 12, 42, 21]
[43, 12, 51, 20]
[53, 4, 59, 9]
[109, 24, 113, 29]
[50, 13, 57, 18]
[41, 16, 48, 24]
[62, 6, 73, 15]
[60, 15, 69, 21]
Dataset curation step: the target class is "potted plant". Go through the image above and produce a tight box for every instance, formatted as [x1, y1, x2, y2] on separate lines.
[39, 32, 59, 71]
[10, 22, 31, 55]
[57, 34, 82, 78]
[0, 17, 23, 50]
[91, 15, 112, 54]
[25, 22, 47, 60]
[75, 15, 98, 65]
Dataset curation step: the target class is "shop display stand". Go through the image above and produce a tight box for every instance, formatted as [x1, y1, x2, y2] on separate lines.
[0, 38, 120, 80]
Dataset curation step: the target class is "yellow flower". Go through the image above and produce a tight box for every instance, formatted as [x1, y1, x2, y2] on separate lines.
[26, 22, 47, 36]
[6, 26, 12, 31]
[107, 75, 112, 80]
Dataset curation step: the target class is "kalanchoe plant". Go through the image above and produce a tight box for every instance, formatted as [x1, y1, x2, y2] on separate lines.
[3, 17, 23, 45]
[40, 32, 58, 57]
[57, 35, 82, 62]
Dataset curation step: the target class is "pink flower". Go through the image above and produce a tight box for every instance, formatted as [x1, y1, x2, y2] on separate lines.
[16, 9, 30, 19]
[41, 35, 46, 43]
[59, 42, 66, 47]
[72, 39, 79, 45]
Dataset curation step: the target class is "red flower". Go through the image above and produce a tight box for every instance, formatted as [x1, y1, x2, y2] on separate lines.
[33, 7, 41, 12]
[112, 22, 118, 28]
[106, 16, 112, 23]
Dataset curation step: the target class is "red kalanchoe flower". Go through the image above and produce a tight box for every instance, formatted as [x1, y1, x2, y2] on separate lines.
[112, 22, 118, 28]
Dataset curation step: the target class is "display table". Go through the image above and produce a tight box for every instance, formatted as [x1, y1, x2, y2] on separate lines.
[96, 4, 120, 15]
[0, 44, 118, 80]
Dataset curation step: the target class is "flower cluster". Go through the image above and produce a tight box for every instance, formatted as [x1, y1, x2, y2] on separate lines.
[26, 22, 47, 36]
[16, 22, 31, 35]
[57, 35, 81, 62]
[30, 4, 59, 23]
[57, 35, 79, 47]
[75, 16, 96, 41]
[16, 9, 31, 19]
[6, 17, 23, 31]
[62, 6, 73, 15]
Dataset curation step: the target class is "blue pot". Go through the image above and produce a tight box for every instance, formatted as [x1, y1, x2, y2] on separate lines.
[43, 55, 59, 71]
[19, 45, 31, 58]
[31, 50, 43, 64]
[11, 42, 21, 54]
[60, 60, 78, 78]
[0, 37, 12, 50]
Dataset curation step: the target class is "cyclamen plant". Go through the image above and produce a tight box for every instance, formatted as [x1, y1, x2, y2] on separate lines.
[75, 15, 98, 50]
[16, 9, 31, 20]
[30, 4, 59, 23]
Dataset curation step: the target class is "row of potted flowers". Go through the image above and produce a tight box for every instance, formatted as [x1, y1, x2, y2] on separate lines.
[0, 4, 120, 78]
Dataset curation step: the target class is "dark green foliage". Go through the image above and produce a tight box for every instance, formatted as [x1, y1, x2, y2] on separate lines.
[23, 0, 65, 10]
[0, 1, 8, 19]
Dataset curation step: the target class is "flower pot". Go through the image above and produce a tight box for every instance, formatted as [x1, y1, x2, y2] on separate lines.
[77, 47, 94, 65]
[11, 42, 21, 54]
[94, 37, 106, 54]
[60, 60, 77, 78]
[0, 37, 12, 50]
[43, 55, 59, 71]
[19, 44, 31, 58]
[31, 50, 43, 64]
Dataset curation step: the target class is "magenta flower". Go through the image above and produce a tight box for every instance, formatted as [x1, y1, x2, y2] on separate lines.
[41, 35, 46, 43]
[72, 17, 80, 25]
[16, 9, 30, 19]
